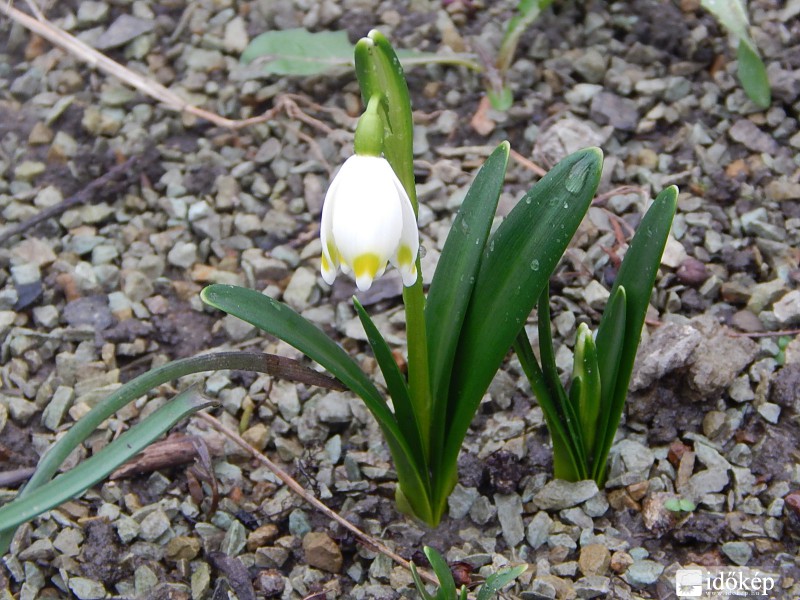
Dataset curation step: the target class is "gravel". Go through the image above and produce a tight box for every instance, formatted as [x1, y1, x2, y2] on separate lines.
[1, 0, 799, 597]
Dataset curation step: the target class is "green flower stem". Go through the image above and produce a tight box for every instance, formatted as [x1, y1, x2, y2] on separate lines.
[354, 31, 433, 465]
[403, 272, 431, 461]
[0, 351, 331, 553]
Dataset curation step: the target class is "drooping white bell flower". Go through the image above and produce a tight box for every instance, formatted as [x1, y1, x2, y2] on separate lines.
[320, 154, 419, 291]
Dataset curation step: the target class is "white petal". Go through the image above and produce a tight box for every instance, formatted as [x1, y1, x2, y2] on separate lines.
[331, 157, 402, 269]
[320, 161, 344, 284]
[389, 172, 420, 287]
[318, 155, 420, 291]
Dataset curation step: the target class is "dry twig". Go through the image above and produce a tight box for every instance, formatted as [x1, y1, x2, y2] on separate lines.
[0, 2, 338, 133]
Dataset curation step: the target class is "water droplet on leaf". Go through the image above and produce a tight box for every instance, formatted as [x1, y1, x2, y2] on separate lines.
[565, 156, 592, 195]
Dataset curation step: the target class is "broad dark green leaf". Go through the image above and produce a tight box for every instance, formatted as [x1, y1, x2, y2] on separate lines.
[737, 39, 771, 109]
[426, 142, 509, 459]
[353, 298, 427, 478]
[439, 148, 602, 491]
[201, 284, 434, 522]
[0, 388, 211, 533]
[592, 186, 678, 482]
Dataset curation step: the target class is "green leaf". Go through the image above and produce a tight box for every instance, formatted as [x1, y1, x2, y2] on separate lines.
[440, 147, 602, 496]
[571, 323, 602, 454]
[202, 285, 386, 416]
[353, 297, 427, 479]
[737, 39, 771, 108]
[426, 142, 509, 462]
[488, 87, 514, 111]
[0, 350, 319, 554]
[592, 186, 678, 482]
[424, 547, 457, 600]
[513, 331, 582, 481]
[201, 284, 434, 524]
[0, 387, 212, 534]
[241, 29, 354, 75]
[477, 565, 528, 600]
[497, 0, 554, 74]
[410, 563, 436, 600]
[701, 0, 750, 41]
[537, 285, 587, 479]
[241, 29, 481, 77]
[590, 286, 626, 473]
[700, 0, 770, 108]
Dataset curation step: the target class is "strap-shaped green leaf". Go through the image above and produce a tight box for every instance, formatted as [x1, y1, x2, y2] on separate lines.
[514, 331, 582, 480]
[201, 284, 434, 522]
[353, 297, 428, 481]
[426, 142, 509, 459]
[440, 148, 602, 492]
[410, 563, 436, 600]
[202, 285, 388, 417]
[0, 387, 212, 533]
[537, 285, 587, 479]
[571, 323, 601, 455]
[424, 547, 457, 600]
[591, 285, 626, 470]
[737, 39, 771, 109]
[592, 186, 678, 482]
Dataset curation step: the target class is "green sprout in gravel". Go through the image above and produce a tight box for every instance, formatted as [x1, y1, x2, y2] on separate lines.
[411, 546, 526, 600]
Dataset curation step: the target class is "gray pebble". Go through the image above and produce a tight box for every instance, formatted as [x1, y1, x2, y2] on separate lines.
[623, 560, 663, 588]
[289, 509, 311, 537]
[495, 493, 525, 547]
[68, 577, 107, 600]
[526, 511, 553, 549]
[590, 92, 639, 132]
[728, 119, 779, 153]
[470, 495, 496, 525]
[721, 541, 752, 566]
[316, 391, 352, 425]
[448, 484, 479, 519]
[41, 385, 74, 431]
[534, 480, 599, 510]
[95, 14, 155, 50]
[574, 575, 610, 599]
[139, 509, 171, 542]
[167, 241, 198, 269]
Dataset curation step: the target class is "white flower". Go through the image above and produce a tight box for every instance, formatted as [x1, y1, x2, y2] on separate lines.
[320, 155, 419, 291]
